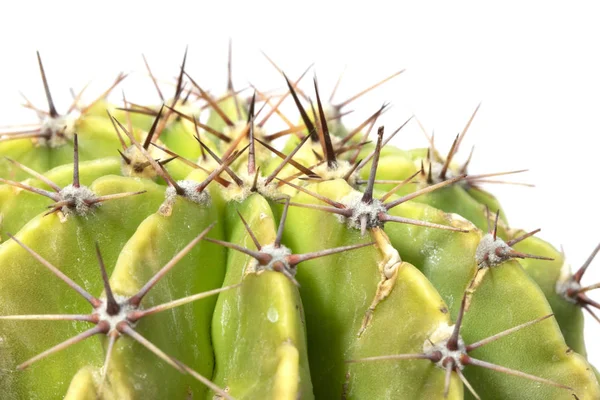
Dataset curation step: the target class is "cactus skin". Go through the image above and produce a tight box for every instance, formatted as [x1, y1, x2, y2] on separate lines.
[209, 194, 312, 400]
[1, 52, 600, 400]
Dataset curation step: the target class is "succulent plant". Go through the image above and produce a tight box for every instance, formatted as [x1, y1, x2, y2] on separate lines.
[0, 49, 599, 400]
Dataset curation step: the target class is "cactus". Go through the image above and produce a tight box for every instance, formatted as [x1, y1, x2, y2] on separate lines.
[0, 49, 599, 400]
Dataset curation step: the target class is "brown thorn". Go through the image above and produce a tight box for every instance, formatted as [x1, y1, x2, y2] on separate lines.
[284, 73, 318, 142]
[447, 291, 468, 351]
[153, 142, 231, 187]
[129, 223, 216, 307]
[66, 82, 91, 114]
[85, 190, 147, 206]
[455, 103, 481, 153]
[275, 197, 290, 248]
[256, 138, 320, 179]
[379, 169, 423, 202]
[142, 54, 165, 102]
[227, 40, 242, 121]
[118, 324, 186, 374]
[252, 85, 294, 128]
[342, 160, 364, 183]
[439, 134, 460, 180]
[345, 353, 432, 364]
[72, 134, 80, 188]
[506, 228, 542, 247]
[98, 332, 118, 397]
[582, 305, 600, 324]
[36, 51, 58, 118]
[170, 47, 188, 110]
[156, 160, 185, 195]
[237, 210, 261, 250]
[109, 114, 138, 150]
[184, 71, 235, 127]
[264, 124, 308, 141]
[577, 283, 600, 294]
[466, 314, 554, 352]
[466, 169, 529, 181]
[80, 72, 128, 115]
[361, 126, 384, 204]
[165, 106, 231, 143]
[251, 167, 261, 192]
[309, 98, 323, 147]
[463, 356, 572, 390]
[492, 210, 500, 240]
[178, 361, 235, 400]
[107, 110, 129, 150]
[276, 178, 345, 208]
[43, 204, 65, 217]
[115, 106, 158, 117]
[258, 63, 313, 127]
[220, 120, 251, 161]
[0, 314, 96, 322]
[247, 92, 257, 175]
[264, 133, 313, 186]
[506, 249, 554, 262]
[278, 161, 325, 186]
[144, 105, 164, 149]
[194, 137, 243, 187]
[287, 241, 373, 265]
[311, 149, 324, 162]
[116, 149, 131, 165]
[460, 145, 475, 175]
[329, 66, 347, 103]
[427, 163, 433, 184]
[335, 70, 404, 109]
[379, 214, 468, 233]
[4, 158, 61, 192]
[573, 242, 600, 283]
[0, 178, 59, 201]
[204, 237, 271, 265]
[314, 77, 336, 168]
[468, 179, 535, 188]
[17, 325, 106, 370]
[335, 141, 371, 157]
[281, 201, 353, 217]
[158, 156, 177, 166]
[131, 283, 243, 321]
[384, 174, 466, 210]
[95, 243, 119, 315]
[192, 115, 207, 162]
[353, 116, 414, 176]
[456, 369, 480, 400]
[339, 103, 388, 147]
[443, 361, 453, 399]
[260, 51, 311, 102]
[227, 39, 234, 92]
[195, 147, 248, 193]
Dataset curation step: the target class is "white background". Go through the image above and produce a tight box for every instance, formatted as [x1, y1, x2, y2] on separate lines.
[1, 1, 599, 364]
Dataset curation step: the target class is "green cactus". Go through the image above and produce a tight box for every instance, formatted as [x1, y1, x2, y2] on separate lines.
[0, 50, 599, 400]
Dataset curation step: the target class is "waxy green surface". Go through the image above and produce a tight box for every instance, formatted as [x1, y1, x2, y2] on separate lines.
[284, 179, 461, 399]
[104, 188, 226, 398]
[209, 193, 312, 400]
[0, 157, 121, 242]
[0, 176, 165, 398]
[461, 262, 599, 399]
[511, 233, 587, 356]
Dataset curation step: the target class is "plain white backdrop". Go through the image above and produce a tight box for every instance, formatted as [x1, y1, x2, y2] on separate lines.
[1, 1, 599, 365]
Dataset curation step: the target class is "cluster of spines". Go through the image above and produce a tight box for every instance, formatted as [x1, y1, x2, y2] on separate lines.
[1, 47, 599, 400]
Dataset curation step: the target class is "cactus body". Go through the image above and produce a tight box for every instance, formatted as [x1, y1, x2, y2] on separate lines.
[1, 52, 599, 400]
